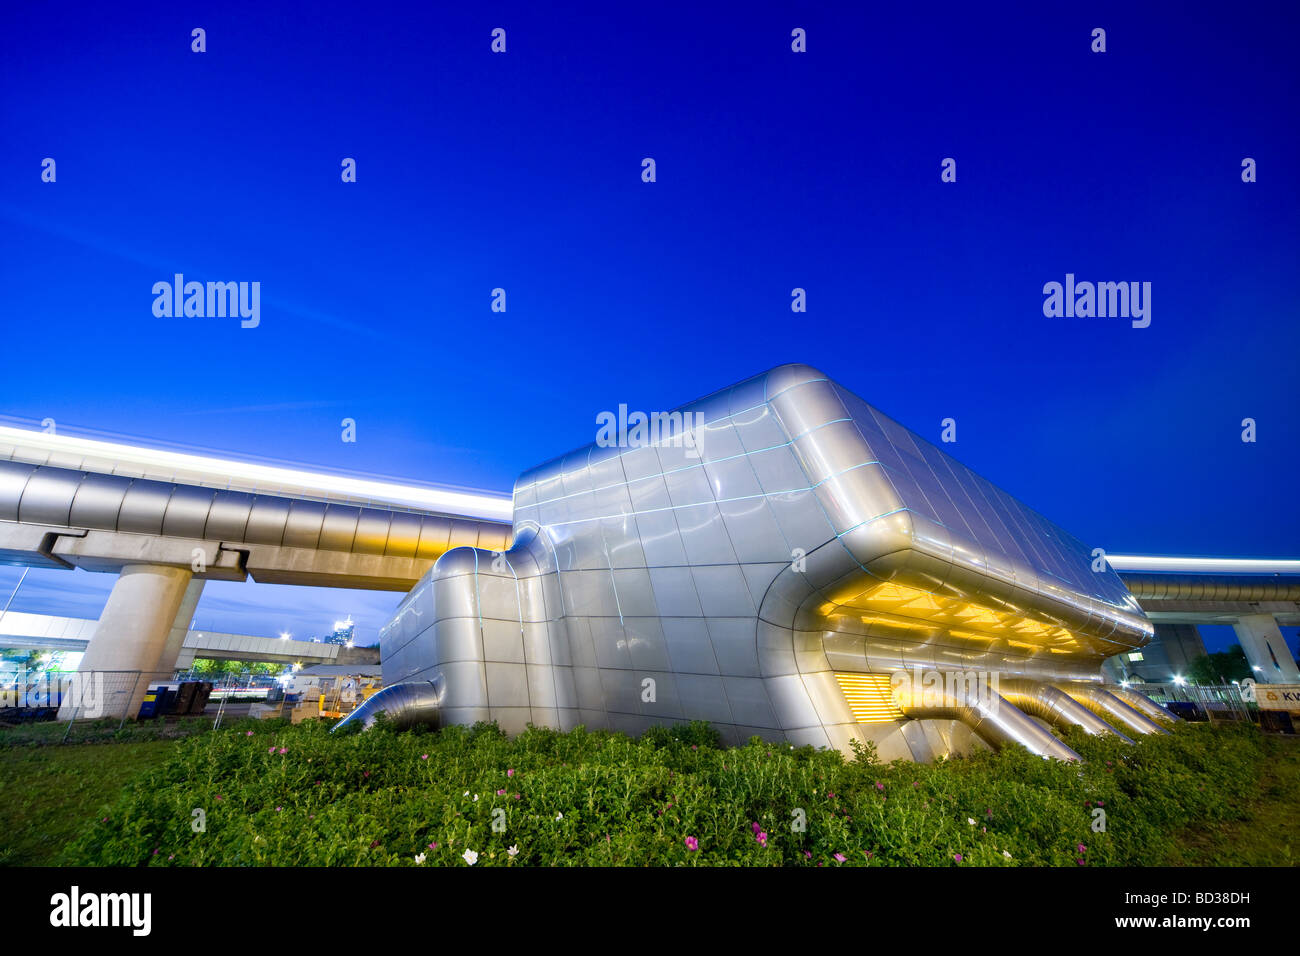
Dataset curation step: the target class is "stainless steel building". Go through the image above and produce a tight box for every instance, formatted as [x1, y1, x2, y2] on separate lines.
[368, 364, 1171, 760]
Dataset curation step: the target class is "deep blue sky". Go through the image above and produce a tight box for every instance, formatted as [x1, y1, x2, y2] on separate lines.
[1, 1, 1297, 654]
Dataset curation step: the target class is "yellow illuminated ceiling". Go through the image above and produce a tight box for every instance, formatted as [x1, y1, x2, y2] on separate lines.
[821, 580, 1090, 655]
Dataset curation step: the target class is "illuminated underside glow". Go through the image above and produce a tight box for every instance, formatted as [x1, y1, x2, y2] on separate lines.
[834, 672, 904, 724]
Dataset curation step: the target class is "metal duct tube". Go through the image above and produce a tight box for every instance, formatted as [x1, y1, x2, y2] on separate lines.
[1107, 685, 1181, 725]
[1051, 682, 1170, 736]
[999, 678, 1134, 743]
[1119, 573, 1300, 602]
[893, 681, 1081, 761]
[330, 677, 445, 733]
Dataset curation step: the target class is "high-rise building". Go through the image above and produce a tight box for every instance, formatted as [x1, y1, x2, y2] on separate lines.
[324, 617, 355, 647]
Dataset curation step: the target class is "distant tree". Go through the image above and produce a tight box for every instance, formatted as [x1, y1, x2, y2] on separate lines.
[1187, 645, 1251, 684]
[189, 658, 286, 678]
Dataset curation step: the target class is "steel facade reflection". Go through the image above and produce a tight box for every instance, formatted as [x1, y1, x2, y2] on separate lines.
[379, 365, 1157, 760]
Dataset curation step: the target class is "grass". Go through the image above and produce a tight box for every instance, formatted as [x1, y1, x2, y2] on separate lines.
[0, 740, 176, 866]
[1162, 734, 1300, 866]
[0, 715, 218, 747]
[2, 718, 1296, 867]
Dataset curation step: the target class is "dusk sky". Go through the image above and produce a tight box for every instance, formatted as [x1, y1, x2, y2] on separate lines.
[2, 1, 1296, 654]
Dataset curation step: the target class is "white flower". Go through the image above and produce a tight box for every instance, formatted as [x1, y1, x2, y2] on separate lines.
[462, 849, 478, 866]
[414, 853, 426, 865]
[507, 845, 519, 858]
[463, 791, 469, 797]
[1003, 850, 1012, 859]
[473, 794, 479, 802]
[555, 812, 564, 821]
[967, 818, 976, 826]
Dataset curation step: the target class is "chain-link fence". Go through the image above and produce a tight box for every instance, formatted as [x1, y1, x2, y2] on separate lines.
[1137, 681, 1255, 722]
[1, 668, 216, 741]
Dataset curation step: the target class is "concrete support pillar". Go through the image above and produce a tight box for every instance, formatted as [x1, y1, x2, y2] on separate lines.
[1136, 623, 1206, 683]
[1233, 614, 1300, 684]
[62, 564, 194, 720]
[156, 579, 204, 677]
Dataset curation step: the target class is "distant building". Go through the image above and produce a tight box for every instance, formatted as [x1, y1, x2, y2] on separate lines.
[323, 617, 356, 647]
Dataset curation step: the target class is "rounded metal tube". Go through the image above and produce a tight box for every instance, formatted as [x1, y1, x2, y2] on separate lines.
[330, 677, 444, 733]
[893, 682, 1081, 762]
[1051, 682, 1170, 736]
[1107, 685, 1181, 725]
[1000, 678, 1134, 743]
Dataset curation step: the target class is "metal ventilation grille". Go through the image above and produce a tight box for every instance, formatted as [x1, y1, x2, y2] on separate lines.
[834, 672, 904, 723]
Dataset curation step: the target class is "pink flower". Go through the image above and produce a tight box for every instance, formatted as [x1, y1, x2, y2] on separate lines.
[363, 771, 370, 777]
[1077, 858, 1085, 866]
[421, 754, 429, 760]
[279, 747, 288, 754]
[513, 793, 521, 800]
[497, 789, 506, 796]
[268, 746, 276, 753]
[954, 853, 963, 863]
[246, 731, 254, 736]
[804, 851, 812, 859]
[1096, 800, 1104, 807]
[1078, 844, 1086, 853]
[751, 821, 762, 835]
[756, 831, 768, 847]
[875, 782, 884, 791]
[429, 842, 439, 849]
[685, 836, 699, 851]
[833, 853, 846, 863]
[507, 768, 515, 777]
[276, 806, 282, 812]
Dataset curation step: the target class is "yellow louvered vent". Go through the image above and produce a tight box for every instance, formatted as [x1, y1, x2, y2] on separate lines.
[834, 672, 904, 724]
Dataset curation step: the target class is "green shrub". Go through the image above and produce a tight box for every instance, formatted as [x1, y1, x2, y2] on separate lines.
[58, 720, 1276, 867]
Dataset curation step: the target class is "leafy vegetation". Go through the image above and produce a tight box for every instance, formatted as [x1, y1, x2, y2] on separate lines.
[35, 718, 1292, 867]
[1187, 645, 1252, 684]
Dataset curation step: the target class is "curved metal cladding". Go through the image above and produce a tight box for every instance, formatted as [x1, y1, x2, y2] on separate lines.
[0, 459, 510, 585]
[379, 364, 1154, 760]
[999, 678, 1134, 742]
[1051, 682, 1170, 736]
[891, 680, 1081, 761]
[331, 678, 445, 732]
[1106, 685, 1181, 725]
